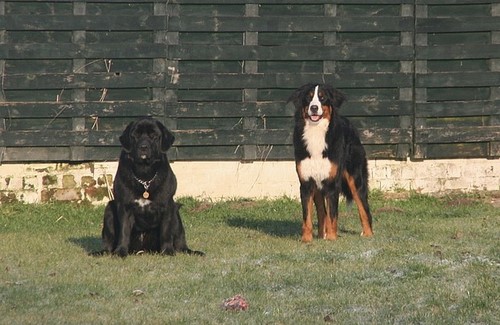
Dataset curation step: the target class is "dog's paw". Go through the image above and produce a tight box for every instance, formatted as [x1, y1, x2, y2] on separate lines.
[114, 246, 129, 258]
[160, 245, 176, 256]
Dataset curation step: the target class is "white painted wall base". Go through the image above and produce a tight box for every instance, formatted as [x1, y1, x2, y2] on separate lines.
[0, 159, 498, 203]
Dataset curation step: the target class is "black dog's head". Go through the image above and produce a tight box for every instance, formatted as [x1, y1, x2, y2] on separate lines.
[288, 83, 346, 124]
[119, 117, 175, 163]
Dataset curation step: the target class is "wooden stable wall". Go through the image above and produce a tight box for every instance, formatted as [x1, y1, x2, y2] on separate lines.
[0, 0, 498, 163]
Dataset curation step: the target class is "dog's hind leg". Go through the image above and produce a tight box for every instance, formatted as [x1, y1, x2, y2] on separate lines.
[343, 171, 373, 237]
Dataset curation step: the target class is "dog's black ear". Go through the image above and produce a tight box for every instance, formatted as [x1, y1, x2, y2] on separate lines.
[325, 85, 346, 109]
[287, 83, 315, 108]
[157, 120, 175, 152]
[119, 121, 135, 153]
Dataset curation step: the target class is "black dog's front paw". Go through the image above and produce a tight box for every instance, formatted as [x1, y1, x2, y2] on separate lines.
[161, 244, 176, 256]
[114, 246, 129, 258]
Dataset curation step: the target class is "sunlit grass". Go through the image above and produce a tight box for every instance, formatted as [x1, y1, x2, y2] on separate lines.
[1, 192, 498, 324]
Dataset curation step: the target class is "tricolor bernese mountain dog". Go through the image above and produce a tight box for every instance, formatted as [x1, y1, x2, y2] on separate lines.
[288, 83, 374, 242]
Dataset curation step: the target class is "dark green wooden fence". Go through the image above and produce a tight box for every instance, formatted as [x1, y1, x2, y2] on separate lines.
[0, 1, 498, 162]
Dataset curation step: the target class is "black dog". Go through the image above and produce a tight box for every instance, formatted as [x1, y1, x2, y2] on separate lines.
[100, 117, 204, 257]
[288, 83, 373, 242]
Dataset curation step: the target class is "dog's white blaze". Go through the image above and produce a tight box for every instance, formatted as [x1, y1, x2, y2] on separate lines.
[301, 117, 330, 188]
[135, 198, 151, 208]
[308, 85, 323, 118]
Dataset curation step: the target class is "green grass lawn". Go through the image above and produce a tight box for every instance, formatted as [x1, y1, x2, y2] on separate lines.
[1, 192, 499, 324]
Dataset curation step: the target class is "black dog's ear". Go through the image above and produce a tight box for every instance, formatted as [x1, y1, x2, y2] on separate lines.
[324, 85, 347, 109]
[287, 83, 315, 108]
[157, 120, 175, 152]
[119, 121, 135, 153]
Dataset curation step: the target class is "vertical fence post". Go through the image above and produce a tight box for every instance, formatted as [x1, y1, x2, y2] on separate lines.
[160, 1, 179, 159]
[413, 3, 428, 160]
[490, 3, 500, 157]
[0, 1, 5, 162]
[71, 1, 87, 161]
[153, 1, 168, 125]
[324, 4, 337, 75]
[242, 4, 259, 161]
[398, 3, 414, 159]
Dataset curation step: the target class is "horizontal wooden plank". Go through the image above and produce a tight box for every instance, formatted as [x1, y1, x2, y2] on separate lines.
[175, 0, 414, 3]
[0, 44, 166, 60]
[0, 15, 167, 31]
[417, 17, 500, 33]
[3, 72, 165, 90]
[416, 126, 500, 144]
[173, 100, 413, 117]
[0, 146, 122, 162]
[416, 72, 500, 88]
[0, 130, 120, 147]
[2, 72, 413, 91]
[416, 101, 500, 118]
[0, 144, 406, 162]
[6, 0, 164, 2]
[177, 73, 413, 89]
[0, 101, 166, 118]
[0, 99, 413, 119]
[172, 45, 414, 61]
[416, 45, 500, 60]
[172, 16, 414, 32]
[418, 0, 500, 4]
[172, 144, 405, 161]
[0, 127, 410, 147]
[423, 143, 488, 159]
[4, 0, 415, 3]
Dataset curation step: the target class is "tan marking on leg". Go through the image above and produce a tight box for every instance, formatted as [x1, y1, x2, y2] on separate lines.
[296, 162, 303, 181]
[328, 162, 338, 180]
[344, 171, 373, 237]
[324, 197, 338, 240]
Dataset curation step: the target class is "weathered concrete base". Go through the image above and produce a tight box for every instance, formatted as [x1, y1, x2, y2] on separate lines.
[0, 159, 498, 204]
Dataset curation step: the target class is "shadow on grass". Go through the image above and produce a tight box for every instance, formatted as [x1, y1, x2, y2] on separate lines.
[226, 216, 299, 238]
[226, 216, 361, 238]
[69, 236, 102, 255]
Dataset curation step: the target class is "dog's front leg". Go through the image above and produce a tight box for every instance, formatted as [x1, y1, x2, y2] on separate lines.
[325, 190, 340, 240]
[299, 182, 315, 243]
[159, 202, 176, 255]
[115, 207, 134, 257]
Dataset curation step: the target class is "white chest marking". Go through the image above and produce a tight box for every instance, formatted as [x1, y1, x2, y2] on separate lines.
[300, 118, 331, 188]
[300, 158, 332, 188]
[135, 198, 152, 208]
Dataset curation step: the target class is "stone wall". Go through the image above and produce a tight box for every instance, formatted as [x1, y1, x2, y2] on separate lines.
[0, 159, 498, 204]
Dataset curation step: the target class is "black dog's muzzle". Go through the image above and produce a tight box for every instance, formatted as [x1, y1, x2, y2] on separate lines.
[136, 138, 152, 161]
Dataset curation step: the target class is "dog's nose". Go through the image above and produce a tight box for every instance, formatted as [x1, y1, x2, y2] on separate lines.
[139, 144, 148, 151]
[309, 105, 319, 114]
